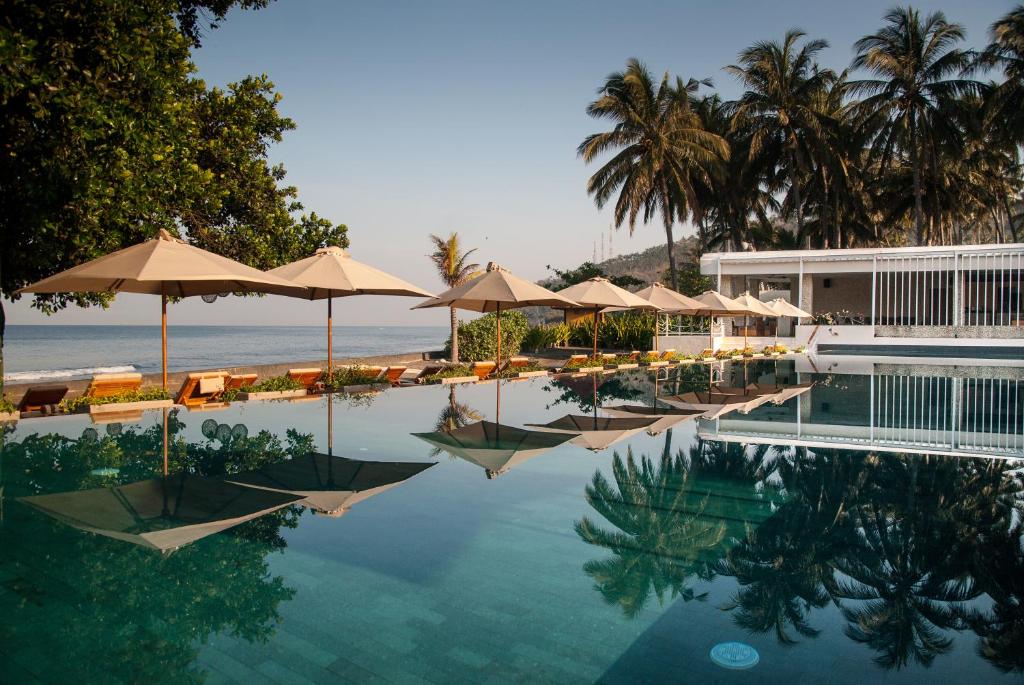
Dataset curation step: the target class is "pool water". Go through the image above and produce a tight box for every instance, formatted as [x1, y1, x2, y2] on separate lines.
[2, 360, 1023, 684]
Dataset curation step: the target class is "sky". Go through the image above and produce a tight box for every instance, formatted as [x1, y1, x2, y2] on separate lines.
[8, 0, 1012, 327]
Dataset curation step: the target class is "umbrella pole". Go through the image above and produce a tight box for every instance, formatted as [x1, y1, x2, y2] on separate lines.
[708, 315, 714, 354]
[327, 295, 333, 372]
[162, 406, 169, 476]
[592, 307, 599, 358]
[496, 302, 502, 371]
[655, 314, 660, 354]
[161, 289, 168, 391]
[744, 315, 748, 350]
[328, 391, 333, 457]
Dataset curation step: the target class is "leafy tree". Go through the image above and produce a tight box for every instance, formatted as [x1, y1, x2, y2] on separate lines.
[545, 261, 644, 290]
[445, 310, 528, 362]
[579, 59, 728, 291]
[850, 6, 979, 244]
[0, 0, 346, 389]
[428, 233, 480, 363]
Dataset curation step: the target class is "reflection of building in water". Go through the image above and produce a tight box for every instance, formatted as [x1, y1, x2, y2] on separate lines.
[699, 365, 1024, 459]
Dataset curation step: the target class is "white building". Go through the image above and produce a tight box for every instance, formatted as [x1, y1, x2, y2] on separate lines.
[678, 243, 1024, 359]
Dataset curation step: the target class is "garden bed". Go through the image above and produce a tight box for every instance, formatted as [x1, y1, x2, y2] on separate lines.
[640, 360, 669, 368]
[435, 375, 480, 385]
[237, 389, 310, 401]
[0, 411, 19, 423]
[90, 399, 174, 416]
[340, 383, 390, 394]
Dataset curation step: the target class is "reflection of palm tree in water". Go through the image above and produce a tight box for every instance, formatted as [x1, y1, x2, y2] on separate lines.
[429, 387, 483, 458]
[574, 433, 782, 618]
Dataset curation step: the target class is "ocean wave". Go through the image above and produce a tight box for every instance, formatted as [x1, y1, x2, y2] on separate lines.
[4, 365, 138, 383]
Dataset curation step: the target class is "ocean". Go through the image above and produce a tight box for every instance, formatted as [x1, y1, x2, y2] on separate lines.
[3, 325, 449, 383]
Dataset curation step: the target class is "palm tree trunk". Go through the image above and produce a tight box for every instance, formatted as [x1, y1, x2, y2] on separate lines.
[664, 223, 679, 291]
[449, 306, 459, 363]
[909, 114, 924, 244]
[789, 154, 805, 247]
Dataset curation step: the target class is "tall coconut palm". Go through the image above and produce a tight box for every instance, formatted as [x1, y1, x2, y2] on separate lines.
[428, 233, 479, 363]
[850, 7, 979, 245]
[725, 30, 835, 243]
[579, 59, 728, 290]
[982, 5, 1024, 144]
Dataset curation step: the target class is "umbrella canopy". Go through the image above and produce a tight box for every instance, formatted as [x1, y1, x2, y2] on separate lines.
[227, 453, 434, 516]
[414, 262, 577, 313]
[554, 277, 659, 357]
[19, 474, 302, 553]
[601, 405, 705, 435]
[688, 290, 761, 352]
[412, 421, 574, 478]
[525, 414, 658, 451]
[267, 246, 433, 369]
[16, 229, 307, 388]
[633, 282, 704, 313]
[766, 298, 812, 319]
[661, 391, 777, 419]
[413, 262, 578, 368]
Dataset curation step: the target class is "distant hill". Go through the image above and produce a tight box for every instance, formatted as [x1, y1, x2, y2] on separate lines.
[540, 235, 702, 289]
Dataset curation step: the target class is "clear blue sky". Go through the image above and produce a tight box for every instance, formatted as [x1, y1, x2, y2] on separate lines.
[9, 0, 1011, 326]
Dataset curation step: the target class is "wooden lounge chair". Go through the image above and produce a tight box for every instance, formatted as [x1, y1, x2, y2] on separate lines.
[626, 351, 642, 361]
[225, 373, 257, 391]
[660, 348, 677, 360]
[698, 348, 714, 359]
[18, 384, 69, 414]
[383, 366, 407, 386]
[399, 364, 448, 385]
[175, 371, 229, 408]
[470, 361, 496, 380]
[84, 372, 142, 399]
[287, 368, 323, 390]
[601, 353, 618, 362]
[508, 357, 530, 369]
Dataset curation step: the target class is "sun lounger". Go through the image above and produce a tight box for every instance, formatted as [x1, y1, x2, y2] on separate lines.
[83, 372, 142, 399]
[470, 361, 496, 380]
[601, 353, 618, 362]
[698, 348, 714, 358]
[225, 373, 257, 390]
[383, 366, 407, 386]
[18, 384, 68, 414]
[660, 348, 677, 360]
[287, 368, 323, 390]
[626, 351, 642, 361]
[175, 371, 229, 408]
[508, 357, 530, 369]
[399, 364, 448, 385]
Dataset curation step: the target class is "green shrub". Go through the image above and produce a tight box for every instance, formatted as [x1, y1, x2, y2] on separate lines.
[242, 375, 304, 393]
[63, 387, 171, 413]
[494, 361, 547, 378]
[322, 366, 384, 390]
[0, 396, 17, 414]
[564, 355, 605, 369]
[447, 311, 529, 362]
[566, 312, 655, 351]
[521, 323, 571, 352]
[423, 365, 473, 382]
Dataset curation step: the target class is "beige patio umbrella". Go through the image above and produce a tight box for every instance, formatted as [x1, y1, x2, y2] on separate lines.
[732, 292, 781, 349]
[227, 452, 434, 516]
[412, 421, 575, 478]
[19, 474, 302, 553]
[632, 283, 703, 353]
[554, 277, 660, 358]
[16, 229, 306, 389]
[689, 290, 763, 353]
[267, 246, 433, 371]
[766, 298, 813, 349]
[412, 262, 578, 370]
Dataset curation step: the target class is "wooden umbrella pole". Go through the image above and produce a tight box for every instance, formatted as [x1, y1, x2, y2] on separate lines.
[327, 295, 333, 372]
[328, 390, 333, 457]
[655, 313, 660, 353]
[592, 307, 599, 358]
[496, 302, 502, 371]
[162, 406, 169, 476]
[161, 287, 168, 391]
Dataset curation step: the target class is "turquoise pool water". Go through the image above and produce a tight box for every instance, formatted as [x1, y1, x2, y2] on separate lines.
[2, 361, 1023, 684]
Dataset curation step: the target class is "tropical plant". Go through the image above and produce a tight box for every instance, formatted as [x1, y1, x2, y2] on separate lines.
[448, 311, 529, 362]
[849, 6, 979, 244]
[62, 388, 171, 413]
[241, 375, 305, 393]
[428, 233, 480, 363]
[579, 59, 728, 291]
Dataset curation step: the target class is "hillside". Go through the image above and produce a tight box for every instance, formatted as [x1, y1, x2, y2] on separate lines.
[541, 235, 703, 289]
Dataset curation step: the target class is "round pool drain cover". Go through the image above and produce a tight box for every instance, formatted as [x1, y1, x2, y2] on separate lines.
[710, 642, 759, 669]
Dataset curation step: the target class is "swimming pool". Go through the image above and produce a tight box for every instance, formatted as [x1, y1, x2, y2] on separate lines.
[2, 360, 1023, 683]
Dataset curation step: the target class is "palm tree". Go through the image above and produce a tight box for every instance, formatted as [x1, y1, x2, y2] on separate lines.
[982, 5, 1024, 144]
[578, 59, 728, 290]
[725, 30, 835, 243]
[428, 233, 479, 363]
[850, 6, 979, 244]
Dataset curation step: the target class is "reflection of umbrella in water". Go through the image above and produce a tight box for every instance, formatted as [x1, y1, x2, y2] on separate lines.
[19, 474, 302, 553]
[413, 421, 575, 479]
[525, 414, 658, 451]
[228, 452, 434, 516]
[602, 405, 704, 436]
[660, 391, 777, 419]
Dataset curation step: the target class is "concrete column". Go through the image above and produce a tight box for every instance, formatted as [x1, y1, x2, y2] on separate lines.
[799, 274, 814, 321]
